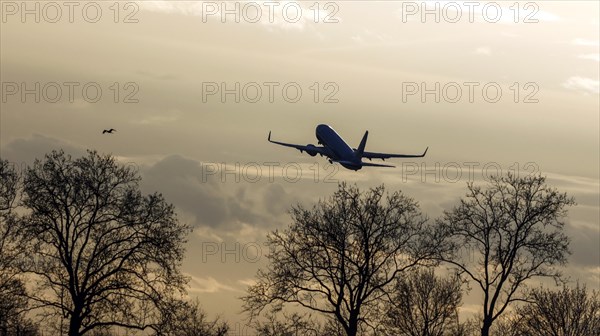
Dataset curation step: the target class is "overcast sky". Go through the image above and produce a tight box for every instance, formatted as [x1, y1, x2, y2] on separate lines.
[1, 0, 598, 331]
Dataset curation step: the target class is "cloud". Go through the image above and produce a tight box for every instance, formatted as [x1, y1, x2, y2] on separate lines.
[237, 278, 257, 288]
[578, 54, 600, 62]
[566, 224, 600, 268]
[263, 183, 293, 215]
[534, 10, 561, 22]
[140, 155, 299, 231]
[562, 76, 600, 94]
[351, 29, 391, 45]
[0, 134, 85, 165]
[141, 155, 233, 228]
[135, 70, 178, 81]
[572, 38, 600, 47]
[139, 1, 336, 32]
[475, 47, 492, 56]
[140, 1, 206, 16]
[403, 2, 561, 24]
[134, 109, 181, 125]
[188, 275, 241, 294]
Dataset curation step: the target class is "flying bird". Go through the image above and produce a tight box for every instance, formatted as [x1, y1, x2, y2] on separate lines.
[102, 129, 116, 134]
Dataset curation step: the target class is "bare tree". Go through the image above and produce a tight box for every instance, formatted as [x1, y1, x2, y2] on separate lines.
[0, 275, 39, 336]
[0, 159, 39, 336]
[0, 159, 20, 283]
[383, 268, 463, 336]
[0, 159, 19, 211]
[242, 183, 441, 336]
[510, 283, 600, 336]
[252, 311, 354, 336]
[436, 174, 575, 336]
[252, 311, 323, 336]
[154, 298, 228, 336]
[16, 150, 191, 336]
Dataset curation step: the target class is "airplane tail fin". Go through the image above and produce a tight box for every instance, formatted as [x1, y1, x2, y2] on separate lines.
[356, 130, 368, 158]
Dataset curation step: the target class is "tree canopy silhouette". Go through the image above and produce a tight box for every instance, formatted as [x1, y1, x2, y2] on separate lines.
[383, 268, 463, 336]
[242, 183, 442, 336]
[503, 284, 600, 336]
[154, 298, 229, 336]
[1, 159, 40, 335]
[436, 174, 575, 336]
[15, 150, 190, 336]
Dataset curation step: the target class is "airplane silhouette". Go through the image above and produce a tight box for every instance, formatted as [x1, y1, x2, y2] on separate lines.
[268, 124, 428, 171]
[102, 129, 116, 134]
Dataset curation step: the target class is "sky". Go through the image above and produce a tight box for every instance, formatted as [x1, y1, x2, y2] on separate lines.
[1, 0, 599, 332]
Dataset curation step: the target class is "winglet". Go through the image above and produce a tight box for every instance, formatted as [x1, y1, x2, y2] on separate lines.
[422, 146, 428, 157]
[268, 131, 272, 142]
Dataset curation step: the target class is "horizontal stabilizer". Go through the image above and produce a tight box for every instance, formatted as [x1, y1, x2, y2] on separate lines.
[360, 161, 395, 168]
[332, 160, 395, 168]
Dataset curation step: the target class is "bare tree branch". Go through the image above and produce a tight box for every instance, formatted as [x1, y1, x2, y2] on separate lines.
[242, 183, 440, 336]
[436, 174, 574, 336]
[14, 150, 191, 336]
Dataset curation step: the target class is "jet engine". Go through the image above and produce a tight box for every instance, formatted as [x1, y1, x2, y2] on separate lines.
[305, 144, 318, 156]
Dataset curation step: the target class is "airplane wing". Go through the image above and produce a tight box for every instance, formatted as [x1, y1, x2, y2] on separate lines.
[362, 147, 428, 160]
[268, 131, 331, 156]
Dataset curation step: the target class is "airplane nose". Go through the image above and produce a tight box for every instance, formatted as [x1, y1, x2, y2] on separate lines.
[316, 124, 329, 133]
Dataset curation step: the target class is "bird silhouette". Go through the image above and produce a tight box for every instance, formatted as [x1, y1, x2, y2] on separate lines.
[102, 129, 116, 134]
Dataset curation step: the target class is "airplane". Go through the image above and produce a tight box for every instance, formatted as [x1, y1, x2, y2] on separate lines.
[268, 124, 428, 171]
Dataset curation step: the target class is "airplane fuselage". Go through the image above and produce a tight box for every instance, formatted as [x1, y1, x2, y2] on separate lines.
[315, 124, 362, 170]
